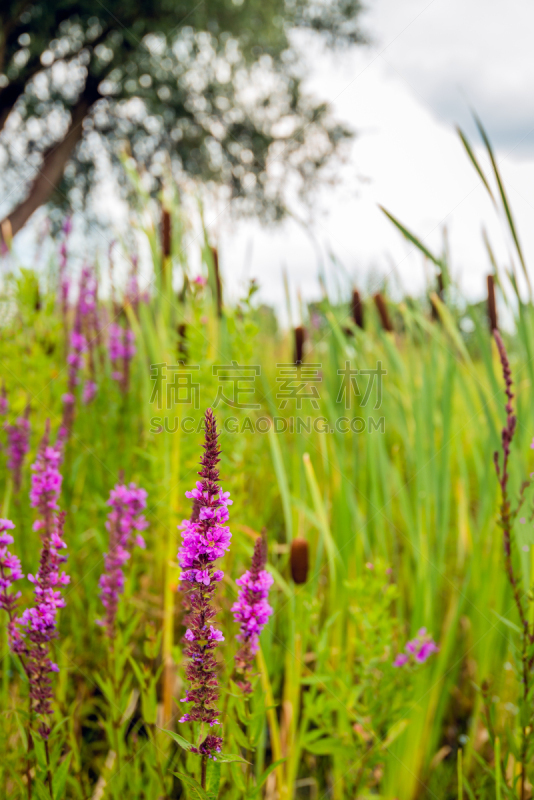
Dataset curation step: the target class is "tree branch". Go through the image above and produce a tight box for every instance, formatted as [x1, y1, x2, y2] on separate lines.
[1, 75, 100, 237]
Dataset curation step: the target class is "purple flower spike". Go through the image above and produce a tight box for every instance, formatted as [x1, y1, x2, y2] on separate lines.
[178, 409, 230, 758]
[232, 533, 273, 693]
[393, 629, 439, 668]
[5, 406, 31, 493]
[109, 323, 136, 394]
[98, 481, 148, 638]
[0, 518, 23, 619]
[10, 428, 68, 739]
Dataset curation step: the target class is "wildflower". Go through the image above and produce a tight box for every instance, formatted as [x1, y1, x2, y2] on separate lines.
[11, 429, 68, 739]
[232, 533, 273, 692]
[393, 628, 439, 667]
[194, 275, 207, 287]
[82, 380, 97, 405]
[60, 323, 88, 442]
[98, 481, 148, 638]
[5, 406, 31, 493]
[0, 519, 23, 618]
[108, 322, 136, 393]
[178, 409, 230, 757]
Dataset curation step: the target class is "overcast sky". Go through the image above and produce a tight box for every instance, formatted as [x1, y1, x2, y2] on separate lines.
[216, 0, 534, 318]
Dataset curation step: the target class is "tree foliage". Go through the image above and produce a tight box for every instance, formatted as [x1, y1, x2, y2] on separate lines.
[0, 0, 365, 233]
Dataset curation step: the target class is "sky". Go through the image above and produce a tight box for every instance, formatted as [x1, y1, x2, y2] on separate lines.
[215, 0, 534, 318]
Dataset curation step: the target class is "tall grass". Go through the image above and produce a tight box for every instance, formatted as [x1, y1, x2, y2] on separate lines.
[0, 124, 533, 798]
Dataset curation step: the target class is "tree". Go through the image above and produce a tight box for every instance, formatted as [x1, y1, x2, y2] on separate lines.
[0, 0, 365, 236]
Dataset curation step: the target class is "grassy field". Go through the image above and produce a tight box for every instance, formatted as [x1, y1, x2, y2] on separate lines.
[1, 128, 534, 800]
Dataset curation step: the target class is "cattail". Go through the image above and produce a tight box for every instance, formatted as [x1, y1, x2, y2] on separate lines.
[487, 274, 498, 332]
[0, 382, 7, 416]
[290, 537, 309, 584]
[352, 289, 364, 329]
[294, 326, 306, 365]
[373, 293, 393, 332]
[178, 409, 231, 761]
[98, 482, 148, 638]
[232, 532, 273, 693]
[211, 246, 223, 317]
[178, 322, 187, 359]
[161, 208, 171, 260]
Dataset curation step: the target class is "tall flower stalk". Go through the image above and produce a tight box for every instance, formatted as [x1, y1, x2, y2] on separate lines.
[58, 216, 71, 342]
[178, 408, 232, 777]
[98, 481, 148, 638]
[232, 533, 273, 693]
[493, 329, 534, 800]
[109, 321, 136, 394]
[5, 404, 31, 493]
[10, 429, 68, 742]
[78, 265, 100, 404]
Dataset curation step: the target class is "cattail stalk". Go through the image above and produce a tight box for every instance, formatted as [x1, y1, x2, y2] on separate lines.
[487, 274, 498, 332]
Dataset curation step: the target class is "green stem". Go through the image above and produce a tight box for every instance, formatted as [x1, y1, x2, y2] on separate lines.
[45, 739, 53, 799]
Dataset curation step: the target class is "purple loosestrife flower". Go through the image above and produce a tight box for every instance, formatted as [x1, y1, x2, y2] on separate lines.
[60, 323, 88, 443]
[109, 323, 136, 393]
[82, 380, 97, 405]
[0, 519, 23, 619]
[5, 406, 31, 493]
[58, 217, 72, 327]
[232, 534, 273, 693]
[393, 628, 439, 668]
[11, 431, 68, 739]
[178, 409, 231, 758]
[99, 482, 148, 638]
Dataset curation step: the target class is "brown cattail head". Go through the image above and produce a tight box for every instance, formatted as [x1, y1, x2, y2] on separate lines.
[178, 322, 187, 358]
[373, 292, 393, 332]
[290, 537, 309, 584]
[161, 208, 171, 259]
[431, 272, 444, 321]
[487, 274, 498, 332]
[352, 289, 364, 329]
[211, 246, 223, 317]
[294, 326, 306, 365]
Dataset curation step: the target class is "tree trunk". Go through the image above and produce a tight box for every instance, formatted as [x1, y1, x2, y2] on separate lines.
[1, 84, 99, 237]
[4, 100, 87, 236]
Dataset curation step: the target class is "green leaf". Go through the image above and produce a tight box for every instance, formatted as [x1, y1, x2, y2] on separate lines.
[456, 127, 494, 201]
[249, 759, 286, 796]
[53, 753, 72, 800]
[491, 611, 522, 635]
[162, 729, 193, 751]
[35, 780, 51, 800]
[216, 753, 251, 764]
[379, 206, 443, 268]
[174, 772, 207, 799]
